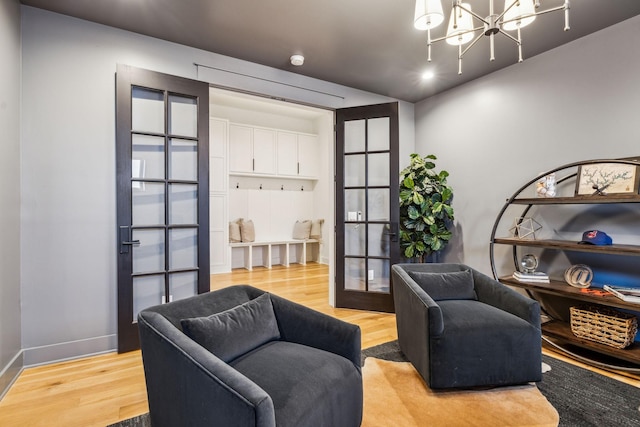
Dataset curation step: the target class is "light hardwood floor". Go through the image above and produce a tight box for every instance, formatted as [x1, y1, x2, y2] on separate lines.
[0, 263, 637, 426]
[0, 263, 396, 427]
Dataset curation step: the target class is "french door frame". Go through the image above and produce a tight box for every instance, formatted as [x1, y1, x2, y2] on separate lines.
[335, 102, 400, 313]
[116, 64, 210, 352]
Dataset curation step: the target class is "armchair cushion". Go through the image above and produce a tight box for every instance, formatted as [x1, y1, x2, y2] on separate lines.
[181, 293, 280, 363]
[407, 269, 477, 301]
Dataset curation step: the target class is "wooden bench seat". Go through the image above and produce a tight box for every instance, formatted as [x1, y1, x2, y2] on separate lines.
[229, 239, 321, 270]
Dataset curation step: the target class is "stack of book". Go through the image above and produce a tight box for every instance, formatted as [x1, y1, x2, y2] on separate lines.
[603, 285, 640, 303]
[512, 271, 550, 283]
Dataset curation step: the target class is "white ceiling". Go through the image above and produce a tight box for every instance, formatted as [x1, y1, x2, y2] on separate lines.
[20, 0, 640, 103]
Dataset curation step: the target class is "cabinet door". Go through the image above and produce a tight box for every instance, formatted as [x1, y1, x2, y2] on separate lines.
[229, 124, 253, 173]
[253, 128, 276, 174]
[297, 134, 319, 178]
[277, 131, 299, 176]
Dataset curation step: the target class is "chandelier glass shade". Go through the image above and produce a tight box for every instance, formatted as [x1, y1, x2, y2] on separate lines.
[414, 0, 444, 30]
[414, 0, 570, 74]
[445, 3, 475, 45]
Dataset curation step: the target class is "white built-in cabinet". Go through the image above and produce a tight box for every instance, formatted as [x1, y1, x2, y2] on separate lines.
[277, 131, 319, 178]
[229, 124, 276, 175]
[230, 123, 318, 180]
[209, 118, 230, 274]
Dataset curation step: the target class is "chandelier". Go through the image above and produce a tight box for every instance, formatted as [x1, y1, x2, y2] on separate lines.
[414, 0, 570, 74]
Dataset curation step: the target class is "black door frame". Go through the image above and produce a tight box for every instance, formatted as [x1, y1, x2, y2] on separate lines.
[335, 102, 400, 313]
[116, 64, 210, 352]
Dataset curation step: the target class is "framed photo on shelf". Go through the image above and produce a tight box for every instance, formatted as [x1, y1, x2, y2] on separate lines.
[575, 162, 640, 196]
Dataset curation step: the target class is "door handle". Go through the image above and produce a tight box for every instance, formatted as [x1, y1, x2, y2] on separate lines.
[119, 226, 140, 254]
[384, 223, 399, 242]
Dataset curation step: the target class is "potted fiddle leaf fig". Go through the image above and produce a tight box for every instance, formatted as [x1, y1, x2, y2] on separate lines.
[399, 153, 454, 262]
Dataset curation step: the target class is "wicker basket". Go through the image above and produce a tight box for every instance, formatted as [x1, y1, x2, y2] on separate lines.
[570, 305, 638, 349]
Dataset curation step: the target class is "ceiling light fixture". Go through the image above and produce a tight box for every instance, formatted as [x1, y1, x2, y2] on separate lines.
[290, 55, 305, 66]
[414, 0, 570, 74]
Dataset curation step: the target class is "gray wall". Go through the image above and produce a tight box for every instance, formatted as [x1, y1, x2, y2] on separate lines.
[0, 0, 22, 397]
[415, 15, 640, 275]
[20, 6, 414, 365]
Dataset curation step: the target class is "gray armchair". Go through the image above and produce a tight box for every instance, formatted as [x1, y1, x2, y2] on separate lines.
[138, 285, 362, 427]
[392, 263, 541, 389]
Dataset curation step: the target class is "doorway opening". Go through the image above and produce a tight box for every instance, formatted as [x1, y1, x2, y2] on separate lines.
[207, 87, 337, 304]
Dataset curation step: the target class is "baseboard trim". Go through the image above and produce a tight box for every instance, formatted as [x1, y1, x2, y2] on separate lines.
[0, 350, 24, 400]
[23, 334, 117, 367]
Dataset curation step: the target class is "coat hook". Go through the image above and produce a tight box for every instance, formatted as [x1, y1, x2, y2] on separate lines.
[301, 185, 304, 191]
[281, 185, 284, 191]
[236, 182, 239, 189]
[260, 184, 263, 190]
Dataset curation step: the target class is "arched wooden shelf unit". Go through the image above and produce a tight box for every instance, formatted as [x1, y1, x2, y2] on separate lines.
[489, 158, 640, 373]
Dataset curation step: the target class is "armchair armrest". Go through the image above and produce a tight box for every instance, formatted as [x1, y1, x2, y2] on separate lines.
[392, 265, 444, 337]
[471, 269, 540, 327]
[138, 311, 276, 427]
[269, 294, 361, 369]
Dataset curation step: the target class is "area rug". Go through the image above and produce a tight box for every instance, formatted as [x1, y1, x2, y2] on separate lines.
[363, 340, 640, 427]
[109, 341, 640, 427]
[361, 357, 557, 426]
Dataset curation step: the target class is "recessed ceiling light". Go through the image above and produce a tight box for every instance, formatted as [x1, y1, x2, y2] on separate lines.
[422, 70, 435, 80]
[290, 55, 305, 66]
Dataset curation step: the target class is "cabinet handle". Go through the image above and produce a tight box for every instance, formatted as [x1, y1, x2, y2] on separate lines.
[298, 162, 300, 175]
[253, 158, 255, 171]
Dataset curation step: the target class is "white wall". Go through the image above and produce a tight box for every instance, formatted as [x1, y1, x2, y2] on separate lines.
[20, 6, 414, 364]
[0, 0, 22, 397]
[415, 15, 640, 275]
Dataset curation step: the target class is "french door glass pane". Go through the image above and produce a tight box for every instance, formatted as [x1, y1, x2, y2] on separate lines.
[368, 153, 390, 186]
[132, 182, 165, 225]
[367, 118, 390, 151]
[345, 224, 366, 256]
[169, 183, 198, 225]
[344, 120, 365, 153]
[368, 224, 391, 257]
[368, 259, 390, 293]
[132, 134, 165, 180]
[169, 138, 197, 181]
[344, 154, 365, 187]
[368, 189, 390, 221]
[170, 271, 198, 301]
[132, 229, 165, 274]
[345, 258, 365, 291]
[133, 275, 164, 322]
[132, 88, 164, 134]
[345, 189, 366, 221]
[169, 95, 198, 138]
[169, 228, 198, 270]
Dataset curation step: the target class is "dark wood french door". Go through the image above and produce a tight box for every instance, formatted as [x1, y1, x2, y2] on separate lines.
[116, 65, 210, 352]
[335, 102, 400, 312]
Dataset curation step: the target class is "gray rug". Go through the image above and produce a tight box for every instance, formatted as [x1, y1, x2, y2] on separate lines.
[109, 340, 640, 427]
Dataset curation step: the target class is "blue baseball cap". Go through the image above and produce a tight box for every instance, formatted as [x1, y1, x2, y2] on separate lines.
[579, 230, 613, 245]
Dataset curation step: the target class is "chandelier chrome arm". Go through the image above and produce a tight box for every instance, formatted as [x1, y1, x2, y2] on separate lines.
[416, 0, 571, 74]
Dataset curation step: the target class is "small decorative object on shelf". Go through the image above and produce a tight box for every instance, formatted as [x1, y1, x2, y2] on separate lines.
[509, 217, 542, 240]
[536, 173, 556, 198]
[603, 285, 640, 304]
[520, 253, 538, 273]
[513, 253, 549, 283]
[575, 162, 639, 196]
[564, 264, 593, 289]
[512, 271, 549, 283]
[570, 304, 638, 349]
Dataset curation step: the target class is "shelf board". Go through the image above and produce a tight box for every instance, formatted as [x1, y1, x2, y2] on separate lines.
[542, 320, 640, 366]
[493, 237, 640, 256]
[500, 276, 640, 311]
[511, 194, 640, 205]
